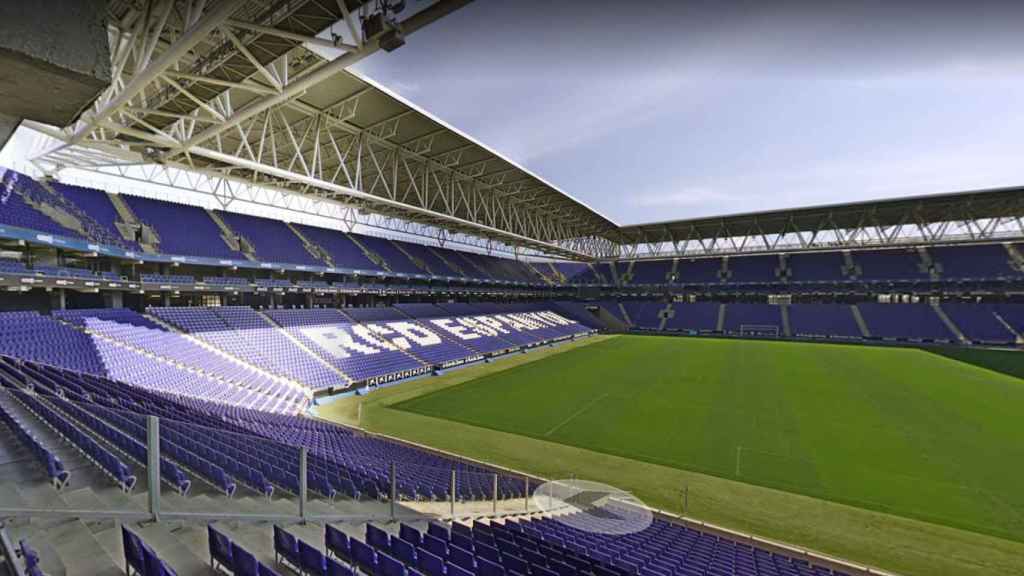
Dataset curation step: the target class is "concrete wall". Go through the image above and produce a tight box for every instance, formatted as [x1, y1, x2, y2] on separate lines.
[0, 0, 110, 126]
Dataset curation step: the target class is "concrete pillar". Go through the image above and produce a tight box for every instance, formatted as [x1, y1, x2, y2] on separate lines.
[299, 447, 307, 522]
[147, 416, 160, 522]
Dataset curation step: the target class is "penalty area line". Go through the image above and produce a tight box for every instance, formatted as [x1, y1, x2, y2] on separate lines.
[544, 392, 611, 437]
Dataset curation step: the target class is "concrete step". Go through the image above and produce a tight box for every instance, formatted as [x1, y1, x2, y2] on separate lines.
[39, 517, 122, 576]
[132, 521, 209, 576]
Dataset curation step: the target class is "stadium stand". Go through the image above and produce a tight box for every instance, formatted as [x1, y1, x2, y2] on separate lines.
[940, 303, 1016, 344]
[786, 252, 849, 283]
[0, 170, 88, 240]
[122, 195, 244, 260]
[675, 258, 722, 284]
[356, 234, 427, 275]
[621, 301, 664, 329]
[787, 304, 863, 339]
[49, 182, 141, 251]
[857, 303, 956, 341]
[722, 303, 783, 335]
[630, 260, 673, 285]
[216, 210, 325, 267]
[663, 303, 721, 333]
[726, 255, 780, 283]
[853, 249, 928, 281]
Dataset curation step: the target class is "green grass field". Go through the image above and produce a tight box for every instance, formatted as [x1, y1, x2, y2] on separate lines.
[319, 335, 1024, 576]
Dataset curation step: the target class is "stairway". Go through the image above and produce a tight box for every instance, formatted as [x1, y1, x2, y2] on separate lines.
[841, 251, 860, 279]
[1004, 243, 1024, 272]
[775, 254, 790, 283]
[390, 240, 431, 274]
[25, 180, 88, 237]
[718, 258, 731, 282]
[206, 210, 256, 261]
[657, 303, 673, 331]
[288, 223, 334, 267]
[850, 304, 871, 338]
[716, 304, 727, 332]
[917, 247, 942, 280]
[347, 234, 391, 272]
[622, 261, 635, 285]
[668, 258, 680, 283]
[780, 304, 792, 337]
[607, 263, 621, 286]
[931, 302, 968, 343]
[992, 311, 1023, 343]
[617, 303, 632, 327]
[428, 246, 464, 277]
[108, 193, 160, 253]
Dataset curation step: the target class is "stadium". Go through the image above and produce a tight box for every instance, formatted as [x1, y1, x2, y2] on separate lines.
[0, 1, 1022, 575]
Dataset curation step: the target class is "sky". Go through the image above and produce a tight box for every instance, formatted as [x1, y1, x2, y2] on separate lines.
[4, 0, 1024, 229]
[350, 0, 1024, 225]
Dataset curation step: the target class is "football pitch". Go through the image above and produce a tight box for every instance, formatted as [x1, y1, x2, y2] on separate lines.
[320, 335, 1024, 575]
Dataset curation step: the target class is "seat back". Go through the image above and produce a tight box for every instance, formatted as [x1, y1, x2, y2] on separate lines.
[208, 525, 233, 567]
[326, 524, 350, 561]
[121, 527, 146, 575]
[416, 550, 445, 576]
[232, 546, 260, 576]
[274, 525, 300, 565]
[398, 523, 422, 547]
[299, 539, 326, 576]
[366, 524, 391, 551]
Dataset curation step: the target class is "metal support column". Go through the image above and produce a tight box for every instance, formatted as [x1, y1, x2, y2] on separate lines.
[390, 463, 397, 520]
[146, 416, 160, 522]
[299, 447, 308, 522]
[492, 473, 498, 515]
[450, 469, 456, 517]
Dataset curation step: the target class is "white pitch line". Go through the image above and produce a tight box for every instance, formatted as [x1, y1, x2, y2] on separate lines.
[544, 392, 611, 437]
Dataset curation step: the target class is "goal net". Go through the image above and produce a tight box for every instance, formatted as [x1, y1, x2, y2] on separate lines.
[739, 324, 780, 337]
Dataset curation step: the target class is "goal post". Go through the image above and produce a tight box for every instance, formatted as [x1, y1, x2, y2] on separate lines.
[739, 324, 780, 337]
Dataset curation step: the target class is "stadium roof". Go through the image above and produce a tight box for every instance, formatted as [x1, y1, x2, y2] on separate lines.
[613, 185, 1024, 258]
[25, 0, 1024, 261]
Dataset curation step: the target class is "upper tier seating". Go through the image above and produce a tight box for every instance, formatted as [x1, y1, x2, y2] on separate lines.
[294, 224, 382, 271]
[786, 252, 848, 282]
[630, 260, 672, 284]
[49, 182, 141, 250]
[929, 244, 1018, 279]
[217, 211, 323, 267]
[123, 195, 243, 260]
[554, 263, 599, 284]
[354, 234, 425, 275]
[727, 255, 779, 283]
[854, 249, 928, 281]
[675, 258, 722, 284]
[394, 240, 462, 277]
[0, 170, 87, 239]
